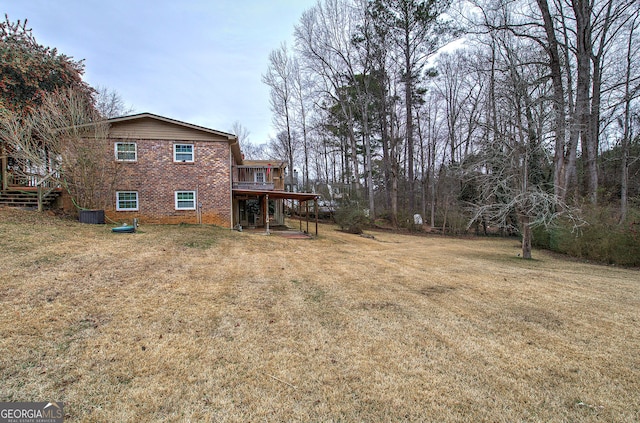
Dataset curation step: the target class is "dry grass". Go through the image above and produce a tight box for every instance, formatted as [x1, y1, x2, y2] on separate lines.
[1, 207, 639, 422]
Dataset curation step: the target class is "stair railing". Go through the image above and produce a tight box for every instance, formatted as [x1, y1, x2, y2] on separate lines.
[36, 169, 60, 212]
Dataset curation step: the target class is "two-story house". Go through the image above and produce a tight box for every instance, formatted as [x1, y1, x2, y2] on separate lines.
[54, 113, 318, 230]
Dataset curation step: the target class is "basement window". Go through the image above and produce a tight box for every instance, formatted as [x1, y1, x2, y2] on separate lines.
[115, 142, 137, 161]
[175, 191, 196, 210]
[116, 191, 139, 211]
[174, 144, 194, 162]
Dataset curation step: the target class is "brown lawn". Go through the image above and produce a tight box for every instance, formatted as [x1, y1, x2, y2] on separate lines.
[0, 207, 639, 422]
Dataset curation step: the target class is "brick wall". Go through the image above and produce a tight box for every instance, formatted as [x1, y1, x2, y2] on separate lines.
[103, 138, 232, 227]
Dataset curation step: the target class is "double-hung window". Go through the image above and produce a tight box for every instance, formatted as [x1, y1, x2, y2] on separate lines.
[174, 144, 194, 162]
[116, 191, 139, 211]
[115, 142, 137, 161]
[255, 171, 265, 183]
[175, 191, 196, 210]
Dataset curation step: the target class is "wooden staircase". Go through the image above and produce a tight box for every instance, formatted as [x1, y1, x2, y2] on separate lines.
[0, 189, 62, 209]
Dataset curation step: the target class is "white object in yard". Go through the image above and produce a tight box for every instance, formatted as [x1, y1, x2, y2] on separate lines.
[414, 214, 423, 225]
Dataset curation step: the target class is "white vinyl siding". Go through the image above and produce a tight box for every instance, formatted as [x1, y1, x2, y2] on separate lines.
[115, 142, 137, 161]
[174, 144, 194, 162]
[116, 191, 138, 211]
[175, 191, 196, 210]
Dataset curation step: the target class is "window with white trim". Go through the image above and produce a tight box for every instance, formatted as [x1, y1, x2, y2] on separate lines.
[174, 144, 194, 162]
[115, 142, 137, 161]
[116, 191, 139, 211]
[255, 171, 265, 183]
[175, 191, 196, 210]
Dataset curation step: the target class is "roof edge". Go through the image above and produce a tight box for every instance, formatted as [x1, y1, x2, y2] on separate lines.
[106, 112, 238, 140]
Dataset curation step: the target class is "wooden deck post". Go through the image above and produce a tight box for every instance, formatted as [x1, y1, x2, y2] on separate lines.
[37, 185, 43, 212]
[265, 194, 270, 235]
[306, 200, 309, 234]
[1, 143, 7, 191]
[315, 197, 318, 236]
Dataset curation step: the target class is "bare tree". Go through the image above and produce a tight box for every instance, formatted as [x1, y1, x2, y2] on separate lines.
[295, 0, 362, 193]
[263, 43, 297, 187]
[369, 0, 453, 215]
[94, 86, 134, 119]
[0, 88, 119, 210]
[230, 121, 251, 145]
[242, 142, 269, 161]
[462, 14, 574, 257]
[618, 10, 640, 222]
[230, 121, 269, 160]
[291, 59, 313, 190]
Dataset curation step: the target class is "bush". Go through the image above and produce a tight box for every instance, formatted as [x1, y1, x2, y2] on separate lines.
[533, 206, 640, 266]
[335, 201, 369, 234]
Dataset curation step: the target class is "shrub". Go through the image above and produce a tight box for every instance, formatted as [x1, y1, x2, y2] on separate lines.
[335, 201, 369, 234]
[533, 206, 640, 266]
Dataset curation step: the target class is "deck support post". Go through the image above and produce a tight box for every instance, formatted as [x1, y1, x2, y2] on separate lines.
[306, 200, 309, 234]
[1, 144, 7, 191]
[37, 185, 43, 212]
[265, 194, 270, 235]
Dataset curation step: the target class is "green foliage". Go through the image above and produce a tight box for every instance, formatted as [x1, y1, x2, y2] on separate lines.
[1, 15, 92, 115]
[598, 139, 640, 203]
[395, 209, 418, 230]
[335, 200, 369, 234]
[246, 199, 261, 216]
[533, 206, 640, 266]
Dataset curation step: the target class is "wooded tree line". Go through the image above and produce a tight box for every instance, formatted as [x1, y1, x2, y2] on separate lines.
[261, 0, 640, 255]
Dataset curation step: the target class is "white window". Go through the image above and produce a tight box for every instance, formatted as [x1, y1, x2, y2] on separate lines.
[116, 191, 138, 211]
[255, 171, 265, 183]
[115, 142, 137, 161]
[174, 144, 194, 162]
[175, 191, 196, 210]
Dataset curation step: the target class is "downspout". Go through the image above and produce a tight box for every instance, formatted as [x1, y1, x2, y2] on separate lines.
[196, 183, 201, 225]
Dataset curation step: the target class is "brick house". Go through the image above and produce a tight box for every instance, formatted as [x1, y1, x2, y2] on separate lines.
[79, 113, 240, 226]
[63, 113, 318, 229]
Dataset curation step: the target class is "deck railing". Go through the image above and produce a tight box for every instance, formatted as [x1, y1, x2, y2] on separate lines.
[233, 181, 275, 190]
[7, 172, 61, 189]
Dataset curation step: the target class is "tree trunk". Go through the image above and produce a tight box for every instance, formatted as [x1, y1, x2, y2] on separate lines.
[389, 97, 399, 226]
[299, 89, 309, 191]
[559, 1, 579, 199]
[619, 13, 637, 223]
[521, 215, 532, 259]
[363, 107, 375, 219]
[573, 0, 596, 203]
[536, 0, 568, 201]
[430, 138, 437, 228]
[402, 5, 415, 215]
[391, 162, 399, 227]
[285, 101, 295, 191]
[586, 52, 602, 205]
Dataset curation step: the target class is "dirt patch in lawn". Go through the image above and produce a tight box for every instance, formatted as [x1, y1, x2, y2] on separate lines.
[1, 207, 639, 422]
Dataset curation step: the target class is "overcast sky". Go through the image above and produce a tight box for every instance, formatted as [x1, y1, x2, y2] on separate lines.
[4, 0, 316, 145]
